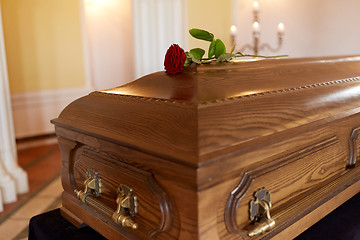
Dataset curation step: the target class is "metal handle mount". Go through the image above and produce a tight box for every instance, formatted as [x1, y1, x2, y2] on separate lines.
[247, 188, 275, 237]
[74, 169, 138, 230]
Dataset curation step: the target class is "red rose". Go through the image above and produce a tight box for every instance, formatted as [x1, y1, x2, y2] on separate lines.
[164, 44, 186, 75]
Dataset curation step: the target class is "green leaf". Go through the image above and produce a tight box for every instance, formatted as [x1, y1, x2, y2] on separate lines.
[208, 40, 216, 58]
[217, 53, 234, 62]
[184, 59, 192, 67]
[190, 48, 205, 60]
[184, 52, 192, 67]
[189, 28, 214, 42]
[214, 39, 226, 58]
[186, 52, 201, 64]
[192, 58, 201, 64]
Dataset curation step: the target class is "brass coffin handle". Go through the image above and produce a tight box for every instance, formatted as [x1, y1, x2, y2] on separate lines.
[246, 188, 275, 237]
[112, 185, 138, 229]
[74, 169, 102, 202]
[74, 170, 138, 230]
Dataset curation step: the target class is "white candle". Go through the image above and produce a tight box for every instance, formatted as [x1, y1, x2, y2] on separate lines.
[253, 1, 259, 12]
[230, 25, 237, 36]
[278, 22, 285, 34]
[253, 21, 260, 33]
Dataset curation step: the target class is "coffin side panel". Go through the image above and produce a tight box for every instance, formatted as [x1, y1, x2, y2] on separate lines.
[74, 147, 174, 237]
[225, 136, 345, 235]
[192, 115, 360, 239]
[56, 128, 188, 240]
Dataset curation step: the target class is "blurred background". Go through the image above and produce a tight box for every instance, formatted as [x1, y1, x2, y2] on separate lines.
[0, 1, 360, 238]
[1, 0, 360, 139]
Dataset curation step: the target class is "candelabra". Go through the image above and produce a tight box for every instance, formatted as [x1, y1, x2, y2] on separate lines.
[231, 1, 285, 55]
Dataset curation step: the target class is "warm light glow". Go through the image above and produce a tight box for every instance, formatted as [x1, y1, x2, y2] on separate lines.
[230, 25, 237, 34]
[278, 22, 285, 33]
[84, 0, 104, 5]
[253, 1, 259, 11]
[253, 21, 260, 33]
[84, 0, 94, 5]
[233, 58, 263, 63]
[228, 89, 263, 98]
[240, 91, 260, 96]
[102, 89, 135, 95]
[314, 85, 360, 105]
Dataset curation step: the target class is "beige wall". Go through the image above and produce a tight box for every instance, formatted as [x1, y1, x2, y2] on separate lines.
[1, 0, 86, 93]
[187, 0, 232, 54]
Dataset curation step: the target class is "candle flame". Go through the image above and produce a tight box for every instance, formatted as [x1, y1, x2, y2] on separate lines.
[230, 25, 237, 33]
[278, 22, 285, 33]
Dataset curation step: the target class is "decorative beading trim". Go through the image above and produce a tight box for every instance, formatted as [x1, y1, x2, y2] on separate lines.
[90, 76, 360, 106]
[90, 91, 193, 106]
[203, 76, 360, 105]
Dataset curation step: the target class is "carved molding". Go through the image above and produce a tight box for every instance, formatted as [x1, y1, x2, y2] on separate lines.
[146, 174, 174, 237]
[76, 147, 174, 237]
[57, 137, 83, 193]
[348, 127, 360, 168]
[92, 76, 360, 106]
[225, 173, 251, 234]
[224, 136, 339, 234]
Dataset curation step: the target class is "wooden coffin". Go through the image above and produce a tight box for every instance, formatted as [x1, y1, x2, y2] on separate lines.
[52, 55, 360, 240]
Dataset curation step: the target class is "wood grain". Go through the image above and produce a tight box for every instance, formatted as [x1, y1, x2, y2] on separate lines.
[225, 135, 344, 234]
[348, 126, 360, 167]
[73, 146, 175, 238]
[51, 55, 360, 239]
[52, 56, 360, 165]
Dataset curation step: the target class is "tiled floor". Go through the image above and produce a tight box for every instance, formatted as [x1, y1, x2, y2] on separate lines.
[0, 143, 62, 240]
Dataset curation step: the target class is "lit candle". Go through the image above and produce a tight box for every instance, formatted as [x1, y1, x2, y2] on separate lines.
[278, 22, 285, 34]
[230, 25, 237, 36]
[253, 21, 260, 33]
[253, 1, 259, 13]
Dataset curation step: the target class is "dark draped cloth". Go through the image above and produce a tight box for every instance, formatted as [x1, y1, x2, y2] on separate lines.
[28, 192, 360, 240]
[28, 209, 106, 240]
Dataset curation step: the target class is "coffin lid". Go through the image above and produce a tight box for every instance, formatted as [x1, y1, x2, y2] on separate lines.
[52, 55, 360, 167]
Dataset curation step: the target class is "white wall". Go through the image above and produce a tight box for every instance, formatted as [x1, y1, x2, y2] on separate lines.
[314, 0, 360, 56]
[133, 0, 187, 79]
[84, 0, 187, 85]
[233, 0, 360, 58]
[83, 0, 135, 90]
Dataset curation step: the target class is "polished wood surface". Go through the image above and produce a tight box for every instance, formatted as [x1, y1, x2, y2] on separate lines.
[52, 55, 360, 239]
[55, 56, 360, 165]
